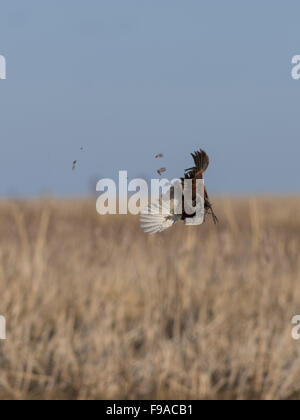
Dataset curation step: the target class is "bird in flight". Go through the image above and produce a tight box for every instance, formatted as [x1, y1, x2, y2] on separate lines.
[140, 149, 218, 234]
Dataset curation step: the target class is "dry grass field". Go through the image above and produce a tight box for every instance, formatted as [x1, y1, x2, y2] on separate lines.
[0, 197, 300, 400]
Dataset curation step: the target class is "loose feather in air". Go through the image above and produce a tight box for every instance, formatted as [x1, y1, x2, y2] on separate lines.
[157, 168, 166, 176]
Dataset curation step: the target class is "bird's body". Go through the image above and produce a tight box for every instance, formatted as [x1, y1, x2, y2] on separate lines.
[181, 150, 218, 224]
[140, 149, 218, 234]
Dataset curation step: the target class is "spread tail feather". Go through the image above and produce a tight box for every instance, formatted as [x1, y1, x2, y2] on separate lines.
[185, 149, 210, 178]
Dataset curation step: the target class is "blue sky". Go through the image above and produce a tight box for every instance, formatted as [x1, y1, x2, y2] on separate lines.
[0, 0, 300, 196]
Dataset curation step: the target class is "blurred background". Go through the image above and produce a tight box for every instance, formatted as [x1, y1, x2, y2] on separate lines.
[1, 0, 300, 196]
[0, 1, 300, 401]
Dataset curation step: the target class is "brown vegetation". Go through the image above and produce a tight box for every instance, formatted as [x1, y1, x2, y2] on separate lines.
[0, 197, 300, 400]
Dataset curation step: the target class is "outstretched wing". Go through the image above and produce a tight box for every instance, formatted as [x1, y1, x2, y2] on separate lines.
[184, 149, 210, 179]
[140, 202, 180, 234]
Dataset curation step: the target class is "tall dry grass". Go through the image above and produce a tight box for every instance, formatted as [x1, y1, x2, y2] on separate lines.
[0, 197, 300, 400]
